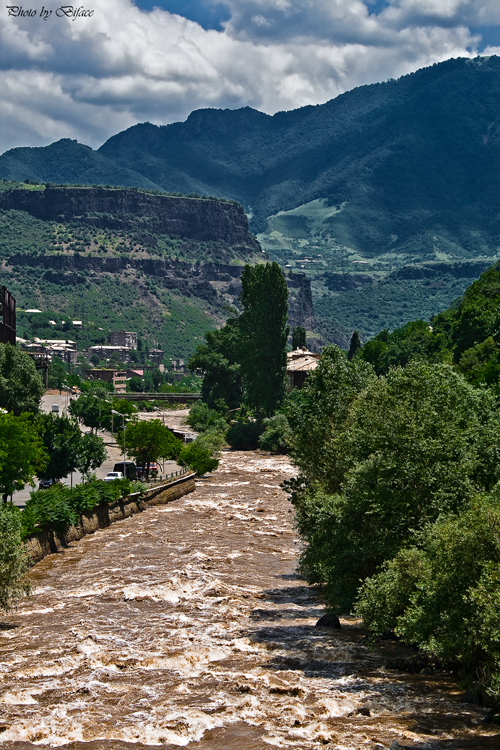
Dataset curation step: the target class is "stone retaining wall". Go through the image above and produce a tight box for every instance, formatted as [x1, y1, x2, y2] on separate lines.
[25, 473, 196, 564]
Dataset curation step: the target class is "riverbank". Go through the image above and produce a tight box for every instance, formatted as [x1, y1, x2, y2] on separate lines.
[0, 451, 498, 749]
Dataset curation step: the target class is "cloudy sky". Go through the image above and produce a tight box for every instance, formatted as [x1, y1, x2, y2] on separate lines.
[1, 0, 500, 154]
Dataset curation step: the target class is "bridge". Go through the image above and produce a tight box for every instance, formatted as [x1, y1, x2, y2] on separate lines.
[113, 392, 202, 402]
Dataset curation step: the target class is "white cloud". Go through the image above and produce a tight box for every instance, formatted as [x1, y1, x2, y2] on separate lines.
[0, 0, 489, 153]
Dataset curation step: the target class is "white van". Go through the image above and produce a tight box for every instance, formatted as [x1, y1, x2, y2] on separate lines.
[51, 404, 60, 414]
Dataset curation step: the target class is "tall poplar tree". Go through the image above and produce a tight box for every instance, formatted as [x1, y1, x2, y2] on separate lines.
[239, 262, 289, 417]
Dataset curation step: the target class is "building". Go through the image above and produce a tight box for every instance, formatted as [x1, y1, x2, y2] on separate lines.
[149, 348, 165, 366]
[84, 369, 127, 392]
[28, 338, 78, 364]
[0, 287, 16, 345]
[87, 345, 131, 363]
[110, 331, 138, 349]
[286, 348, 321, 389]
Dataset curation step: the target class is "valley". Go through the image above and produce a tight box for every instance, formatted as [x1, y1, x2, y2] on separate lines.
[0, 185, 315, 359]
[3, 57, 500, 342]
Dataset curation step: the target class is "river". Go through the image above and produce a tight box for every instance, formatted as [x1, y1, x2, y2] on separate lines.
[0, 452, 498, 749]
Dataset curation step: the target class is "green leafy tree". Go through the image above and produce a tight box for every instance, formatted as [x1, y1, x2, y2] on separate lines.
[0, 504, 32, 611]
[128, 376, 144, 393]
[0, 343, 44, 415]
[189, 318, 243, 410]
[259, 413, 292, 454]
[239, 262, 289, 417]
[356, 495, 500, 698]
[122, 420, 182, 478]
[24, 484, 77, 535]
[47, 357, 68, 391]
[69, 394, 112, 432]
[289, 360, 500, 610]
[347, 330, 361, 360]
[36, 414, 83, 482]
[0, 412, 47, 502]
[285, 345, 375, 492]
[292, 326, 307, 350]
[179, 440, 219, 475]
[76, 432, 107, 480]
[186, 401, 227, 433]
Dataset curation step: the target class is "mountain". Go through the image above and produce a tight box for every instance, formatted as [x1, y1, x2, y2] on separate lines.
[0, 184, 316, 359]
[358, 258, 500, 391]
[3, 56, 500, 341]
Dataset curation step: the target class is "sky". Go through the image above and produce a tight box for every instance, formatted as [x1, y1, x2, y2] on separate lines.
[1, 0, 500, 154]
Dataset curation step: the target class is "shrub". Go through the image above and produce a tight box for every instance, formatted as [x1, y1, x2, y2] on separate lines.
[0, 504, 32, 612]
[356, 495, 500, 698]
[179, 440, 219, 475]
[24, 485, 77, 536]
[259, 413, 292, 454]
[186, 401, 227, 433]
[226, 420, 263, 450]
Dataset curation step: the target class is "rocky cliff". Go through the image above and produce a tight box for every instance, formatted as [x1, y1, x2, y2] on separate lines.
[0, 187, 260, 250]
[7, 252, 315, 331]
[1, 184, 315, 358]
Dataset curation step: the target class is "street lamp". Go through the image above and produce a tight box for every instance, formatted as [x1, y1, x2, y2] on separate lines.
[111, 410, 127, 463]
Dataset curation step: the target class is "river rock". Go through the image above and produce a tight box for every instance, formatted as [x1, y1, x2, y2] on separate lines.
[315, 613, 341, 628]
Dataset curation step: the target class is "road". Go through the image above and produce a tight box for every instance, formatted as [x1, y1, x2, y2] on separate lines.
[11, 395, 182, 507]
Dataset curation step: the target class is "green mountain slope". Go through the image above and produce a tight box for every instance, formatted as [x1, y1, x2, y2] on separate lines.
[3, 56, 500, 341]
[0, 184, 315, 360]
[359, 259, 500, 391]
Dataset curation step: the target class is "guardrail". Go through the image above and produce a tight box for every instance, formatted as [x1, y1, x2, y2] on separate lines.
[113, 393, 201, 402]
[145, 468, 190, 486]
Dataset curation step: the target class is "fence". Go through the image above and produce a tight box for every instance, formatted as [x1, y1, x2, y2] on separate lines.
[113, 393, 201, 402]
[146, 468, 189, 486]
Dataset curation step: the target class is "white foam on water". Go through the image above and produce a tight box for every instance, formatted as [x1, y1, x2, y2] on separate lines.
[140, 645, 232, 677]
[0, 689, 41, 704]
[114, 707, 227, 747]
[66, 583, 113, 598]
[317, 695, 358, 717]
[14, 658, 81, 678]
[0, 710, 85, 746]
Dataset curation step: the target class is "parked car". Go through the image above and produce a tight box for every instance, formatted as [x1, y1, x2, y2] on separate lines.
[51, 404, 60, 414]
[113, 461, 136, 479]
[104, 471, 123, 482]
[148, 462, 160, 477]
[38, 478, 57, 490]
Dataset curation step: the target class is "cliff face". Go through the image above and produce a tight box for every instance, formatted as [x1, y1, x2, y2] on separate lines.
[8, 252, 315, 330]
[1, 184, 316, 358]
[0, 187, 260, 250]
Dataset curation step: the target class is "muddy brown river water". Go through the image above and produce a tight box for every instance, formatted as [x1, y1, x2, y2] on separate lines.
[0, 452, 499, 749]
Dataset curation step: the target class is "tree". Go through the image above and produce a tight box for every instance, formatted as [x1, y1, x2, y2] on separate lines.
[0, 344, 44, 415]
[356, 495, 500, 698]
[128, 376, 144, 393]
[122, 420, 182, 478]
[285, 345, 375, 492]
[239, 262, 289, 417]
[347, 330, 361, 360]
[292, 326, 307, 350]
[47, 357, 68, 391]
[189, 318, 243, 410]
[179, 440, 219, 475]
[0, 412, 47, 502]
[288, 360, 500, 610]
[76, 432, 107, 479]
[189, 262, 289, 417]
[69, 394, 112, 432]
[36, 414, 83, 482]
[0, 504, 32, 612]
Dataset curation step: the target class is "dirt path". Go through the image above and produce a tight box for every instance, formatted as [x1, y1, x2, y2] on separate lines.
[0, 452, 498, 749]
